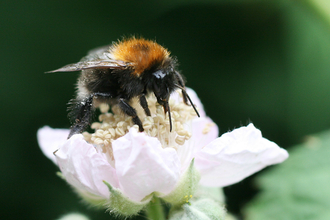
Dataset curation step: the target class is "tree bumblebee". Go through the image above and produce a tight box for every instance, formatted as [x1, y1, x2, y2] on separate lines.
[48, 37, 200, 139]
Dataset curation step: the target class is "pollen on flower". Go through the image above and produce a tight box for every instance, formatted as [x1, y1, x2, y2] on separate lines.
[99, 103, 110, 113]
[82, 90, 198, 159]
[202, 122, 216, 134]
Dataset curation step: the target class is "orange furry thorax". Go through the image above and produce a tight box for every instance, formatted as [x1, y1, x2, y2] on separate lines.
[111, 38, 170, 76]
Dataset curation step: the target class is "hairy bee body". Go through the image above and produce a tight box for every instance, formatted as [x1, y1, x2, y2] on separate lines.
[48, 37, 199, 139]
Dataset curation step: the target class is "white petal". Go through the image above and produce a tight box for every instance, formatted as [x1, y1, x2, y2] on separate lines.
[55, 134, 119, 199]
[37, 126, 69, 164]
[195, 123, 288, 187]
[190, 117, 219, 153]
[113, 128, 181, 202]
[177, 117, 218, 170]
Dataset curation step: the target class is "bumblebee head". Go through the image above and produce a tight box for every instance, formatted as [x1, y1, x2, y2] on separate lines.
[151, 69, 171, 97]
[141, 66, 176, 131]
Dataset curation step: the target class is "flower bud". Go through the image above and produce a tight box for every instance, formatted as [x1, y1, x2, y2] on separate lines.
[57, 213, 89, 220]
[168, 198, 226, 220]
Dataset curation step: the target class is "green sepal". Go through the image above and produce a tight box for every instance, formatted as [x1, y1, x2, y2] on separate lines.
[161, 158, 201, 206]
[103, 180, 151, 217]
[168, 198, 227, 220]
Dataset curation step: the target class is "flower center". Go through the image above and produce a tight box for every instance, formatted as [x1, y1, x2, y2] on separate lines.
[83, 91, 198, 159]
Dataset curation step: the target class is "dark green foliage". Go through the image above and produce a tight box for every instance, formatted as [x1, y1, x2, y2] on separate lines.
[245, 129, 330, 220]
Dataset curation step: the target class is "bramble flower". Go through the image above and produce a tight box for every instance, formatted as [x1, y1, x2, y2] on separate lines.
[37, 88, 288, 217]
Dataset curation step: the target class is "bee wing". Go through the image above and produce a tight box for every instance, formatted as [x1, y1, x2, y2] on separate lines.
[46, 60, 127, 73]
[46, 45, 127, 73]
[80, 45, 113, 62]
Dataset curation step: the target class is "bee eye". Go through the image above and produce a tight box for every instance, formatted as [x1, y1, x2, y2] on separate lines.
[153, 70, 166, 79]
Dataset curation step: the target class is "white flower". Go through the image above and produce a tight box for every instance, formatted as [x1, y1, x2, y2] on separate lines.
[37, 88, 288, 215]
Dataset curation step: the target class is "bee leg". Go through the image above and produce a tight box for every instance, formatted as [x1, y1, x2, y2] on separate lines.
[139, 94, 151, 116]
[118, 98, 144, 132]
[68, 95, 94, 139]
[68, 92, 114, 139]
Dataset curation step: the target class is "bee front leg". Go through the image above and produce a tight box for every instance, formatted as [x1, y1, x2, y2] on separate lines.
[68, 95, 94, 139]
[118, 98, 144, 132]
[68, 92, 113, 139]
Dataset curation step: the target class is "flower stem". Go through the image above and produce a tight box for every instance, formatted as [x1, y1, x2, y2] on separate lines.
[145, 197, 166, 220]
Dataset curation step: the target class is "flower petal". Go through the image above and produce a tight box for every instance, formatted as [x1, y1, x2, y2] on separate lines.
[170, 87, 206, 117]
[177, 117, 219, 170]
[113, 128, 181, 202]
[195, 123, 289, 187]
[37, 126, 69, 164]
[190, 117, 218, 153]
[55, 134, 119, 199]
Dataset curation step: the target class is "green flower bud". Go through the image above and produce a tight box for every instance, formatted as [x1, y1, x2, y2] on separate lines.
[193, 185, 225, 203]
[57, 213, 89, 220]
[169, 198, 226, 220]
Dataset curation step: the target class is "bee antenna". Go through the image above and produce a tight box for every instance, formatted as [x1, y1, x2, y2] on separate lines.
[165, 87, 173, 132]
[174, 84, 200, 118]
[174, 84, 184, 90]
[167, 102, 173, 132]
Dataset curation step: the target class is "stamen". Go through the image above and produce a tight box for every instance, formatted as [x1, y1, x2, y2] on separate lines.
[83, 91, 199, 160]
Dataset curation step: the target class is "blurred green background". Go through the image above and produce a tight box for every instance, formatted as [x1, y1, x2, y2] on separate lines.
[1, 0, 330, 219]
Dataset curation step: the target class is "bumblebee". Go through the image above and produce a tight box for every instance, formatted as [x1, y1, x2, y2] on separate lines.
[48, 37, 200, 139]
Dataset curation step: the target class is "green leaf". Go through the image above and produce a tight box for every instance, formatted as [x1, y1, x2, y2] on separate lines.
[307, 0, 330, 27]
[244, 130, 330, 220]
